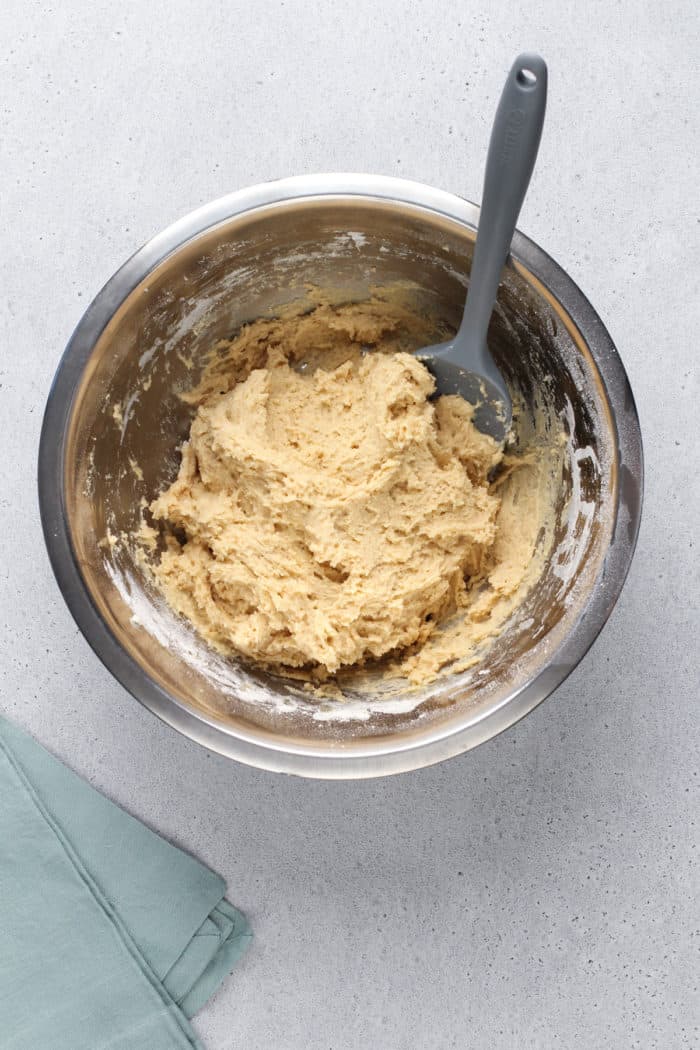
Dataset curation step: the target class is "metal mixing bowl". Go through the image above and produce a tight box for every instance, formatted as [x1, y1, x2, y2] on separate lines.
[39, 175, 642, 778]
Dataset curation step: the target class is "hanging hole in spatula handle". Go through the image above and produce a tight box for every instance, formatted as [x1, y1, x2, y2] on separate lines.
[516, 66, 539, 88]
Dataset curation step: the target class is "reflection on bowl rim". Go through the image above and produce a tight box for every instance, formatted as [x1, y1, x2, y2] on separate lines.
[38, 174, 643, 778]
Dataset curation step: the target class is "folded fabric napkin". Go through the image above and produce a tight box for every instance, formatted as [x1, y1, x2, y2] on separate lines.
[0, 716, 251, 1050]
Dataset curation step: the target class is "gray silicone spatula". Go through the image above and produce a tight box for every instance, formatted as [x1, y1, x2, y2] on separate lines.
[417, 53, 547, 442]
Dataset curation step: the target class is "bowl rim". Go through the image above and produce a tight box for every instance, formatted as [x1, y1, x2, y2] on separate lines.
[38, 174, 644, 778]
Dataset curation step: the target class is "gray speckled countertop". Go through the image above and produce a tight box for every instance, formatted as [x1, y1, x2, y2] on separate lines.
[1, 2, 698, 1047]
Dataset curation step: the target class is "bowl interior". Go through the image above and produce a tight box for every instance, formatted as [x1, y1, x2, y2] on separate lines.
[63, 196, 616, 746]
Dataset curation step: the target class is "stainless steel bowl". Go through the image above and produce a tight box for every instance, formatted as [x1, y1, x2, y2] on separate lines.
[39, 175, 643, 778]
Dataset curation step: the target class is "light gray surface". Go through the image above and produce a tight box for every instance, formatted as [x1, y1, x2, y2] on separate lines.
[1, 1, 698, 1047]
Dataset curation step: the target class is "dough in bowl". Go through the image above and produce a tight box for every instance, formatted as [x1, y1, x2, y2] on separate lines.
[147, 299, 549, 685]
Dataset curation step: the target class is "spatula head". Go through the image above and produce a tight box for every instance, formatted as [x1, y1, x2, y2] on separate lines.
[417, 344, 512, 444]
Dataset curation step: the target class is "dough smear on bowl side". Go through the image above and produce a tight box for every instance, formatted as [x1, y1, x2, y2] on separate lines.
[144, 298, 555, 688]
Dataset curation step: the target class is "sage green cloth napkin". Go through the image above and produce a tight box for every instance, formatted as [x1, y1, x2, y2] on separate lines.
[0, 716, 251, 1050]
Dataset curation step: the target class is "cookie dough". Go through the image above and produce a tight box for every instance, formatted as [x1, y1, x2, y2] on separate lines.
[148, 300, 542, 684]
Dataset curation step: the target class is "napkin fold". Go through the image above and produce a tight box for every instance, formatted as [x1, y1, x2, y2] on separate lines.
[0, 716, 251, 1050]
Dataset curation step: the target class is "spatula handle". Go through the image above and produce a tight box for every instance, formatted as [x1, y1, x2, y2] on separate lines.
[458, 53, 547, 352]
